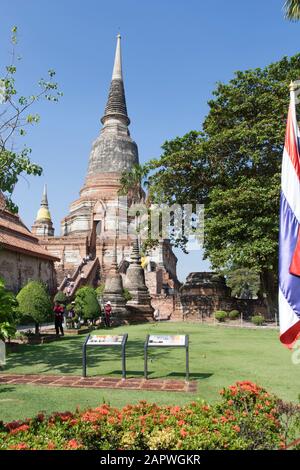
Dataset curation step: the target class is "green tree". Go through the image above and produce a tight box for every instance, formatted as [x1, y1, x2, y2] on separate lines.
[284, 0, 300, 20]
[225, 268, 261, 299]
[0, 278, 18, 340]
[148, 54, 300, 314]
[74, 287, 100, 323]
[118, 163, 148, 204]
[54, 291, 68, 305]
[0, 26, 62, 211]
[16, 281, 52, 335]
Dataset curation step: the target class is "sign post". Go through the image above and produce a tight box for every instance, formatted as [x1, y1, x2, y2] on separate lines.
[82, 334, 128, 379]
[144, 334, 189, 382]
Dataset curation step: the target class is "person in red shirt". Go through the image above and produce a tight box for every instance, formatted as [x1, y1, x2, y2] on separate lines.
[104, 301, 112, 328]
[53, 302, 64, 336]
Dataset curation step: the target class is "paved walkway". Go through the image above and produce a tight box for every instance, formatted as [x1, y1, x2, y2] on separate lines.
[0, 374, 197, 393]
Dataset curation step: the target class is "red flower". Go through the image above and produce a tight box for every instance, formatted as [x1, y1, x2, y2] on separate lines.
[9, 442, 28, 450]
[10, 424, 29, 435]
[177, 420, 185, 426]
[232, 425, 240, 433]
[67, 439, 81, 449]
[180, 428, 188, 438]
[170, 406, 181, 415]
[47, 441, 56, 450]
[6, 420, 23, 431]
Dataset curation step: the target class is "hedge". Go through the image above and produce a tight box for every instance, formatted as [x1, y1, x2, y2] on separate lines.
[1, 382, 299, 450]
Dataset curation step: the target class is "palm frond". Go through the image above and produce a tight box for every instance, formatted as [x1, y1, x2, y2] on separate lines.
[284, 0, 300, 20]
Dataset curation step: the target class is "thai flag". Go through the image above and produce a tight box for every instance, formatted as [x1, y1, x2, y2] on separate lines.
[279, 83, 300, 348]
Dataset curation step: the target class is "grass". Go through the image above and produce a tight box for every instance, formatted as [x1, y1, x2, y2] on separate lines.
[0, 322, 299, 422]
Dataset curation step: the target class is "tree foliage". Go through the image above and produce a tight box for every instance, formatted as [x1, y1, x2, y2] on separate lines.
[54, 291, 68, 305]
[148, 54, 300, 312]
[0, 26, 62, 211]
[284, 0, 300, 20]
[16, 281, 52, 334]
[0, 278, 18, 340]
[74, 287, 100, 321]
[225, 268, 260, 299]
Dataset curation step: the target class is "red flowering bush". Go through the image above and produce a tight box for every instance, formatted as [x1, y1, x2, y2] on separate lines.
[0, 381, 296, 450]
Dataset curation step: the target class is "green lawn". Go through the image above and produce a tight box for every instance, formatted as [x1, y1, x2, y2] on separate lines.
[0, 322, 299, 422]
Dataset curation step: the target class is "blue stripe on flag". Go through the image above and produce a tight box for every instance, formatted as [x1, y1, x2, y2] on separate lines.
[279, 191, 300, 318]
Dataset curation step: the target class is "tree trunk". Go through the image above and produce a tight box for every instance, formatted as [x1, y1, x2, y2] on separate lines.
[260, 270, 278, 320]
[35, 322, 40, 336]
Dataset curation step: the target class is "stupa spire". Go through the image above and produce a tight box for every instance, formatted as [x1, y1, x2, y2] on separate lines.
[101, 34, 130, 127]
[112, 33, 122, 80]
[41, 184, 48, 208]
[36, 184, 51, 222]
[32, 184, 54, 237]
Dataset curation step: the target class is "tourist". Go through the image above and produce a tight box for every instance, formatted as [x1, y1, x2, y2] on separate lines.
[66, 282, 72, 296]
[67, 302, 76, 328]
[53, 302, 64, 337]
[104, 301, 112, 328]
[153, 309, 160, 321]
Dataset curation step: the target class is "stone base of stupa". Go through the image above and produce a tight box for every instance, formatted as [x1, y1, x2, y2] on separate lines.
[125, 303, 154, 323]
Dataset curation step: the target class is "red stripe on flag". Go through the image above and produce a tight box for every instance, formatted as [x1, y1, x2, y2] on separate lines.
[280, 320, 300, 349]
[285, 106, 300, 182]
[289, 226, 300, 276]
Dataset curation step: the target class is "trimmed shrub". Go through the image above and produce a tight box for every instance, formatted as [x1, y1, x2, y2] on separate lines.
[251, 315, 264, 326]
[54, 291, 68, 305]
[74, 287, 100, 322]
[123, 288, 132, 302]
[214, 310, 227, 322]
[16, 281, 52, 335]
[229, 310, 240, 320]
[0, 381, 290, 450]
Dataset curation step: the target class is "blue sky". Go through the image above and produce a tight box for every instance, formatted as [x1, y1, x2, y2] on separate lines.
[0, 0, 299, 281]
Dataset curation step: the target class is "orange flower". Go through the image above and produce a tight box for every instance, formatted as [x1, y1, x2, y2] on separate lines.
[232, 425, 240, 433]
[10, 424, 30, 435]
[47, 441, 56, 450]
[170, 406, 181, 415]
[67, 439, 81, 450]
[177, 420, 185, 426]
[9, 442, 28, 450]
[180, 428, 188, 438]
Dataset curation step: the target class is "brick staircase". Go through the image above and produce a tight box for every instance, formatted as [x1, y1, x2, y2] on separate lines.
[58, 257, 100, 298]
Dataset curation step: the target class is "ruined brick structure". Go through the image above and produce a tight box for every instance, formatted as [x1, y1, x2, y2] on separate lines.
[177, 272, 268, 321]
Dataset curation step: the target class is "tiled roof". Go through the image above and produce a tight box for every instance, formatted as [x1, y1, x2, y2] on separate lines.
[0, 202, 59, 262]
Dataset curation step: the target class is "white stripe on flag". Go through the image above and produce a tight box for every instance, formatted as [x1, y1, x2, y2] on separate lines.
[279, 287, 300, 336]
[281, 148, 300, 224]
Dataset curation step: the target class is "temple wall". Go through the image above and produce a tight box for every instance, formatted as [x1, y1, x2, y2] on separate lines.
[0, 249, 57, 294]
